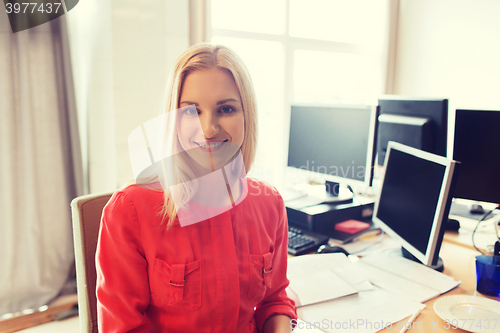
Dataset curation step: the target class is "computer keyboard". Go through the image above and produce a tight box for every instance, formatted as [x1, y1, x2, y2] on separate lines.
[288, 225, 329, 256]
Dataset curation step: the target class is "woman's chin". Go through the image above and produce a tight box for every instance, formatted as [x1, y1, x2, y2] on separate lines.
[195, 158, 231, 172]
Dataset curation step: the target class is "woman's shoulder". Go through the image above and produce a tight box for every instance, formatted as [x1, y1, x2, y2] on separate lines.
[109, 183, 159, 200]
[105, 184, 163, 213]
[100, 184, 166, 231]
[245, 177, 283, 201]
[243, 178, 286, 225]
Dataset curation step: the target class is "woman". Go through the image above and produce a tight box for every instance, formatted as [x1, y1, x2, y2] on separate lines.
[96, 44, 297, 332]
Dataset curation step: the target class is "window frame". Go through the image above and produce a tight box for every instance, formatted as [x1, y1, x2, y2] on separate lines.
[204, 0, 398, 169]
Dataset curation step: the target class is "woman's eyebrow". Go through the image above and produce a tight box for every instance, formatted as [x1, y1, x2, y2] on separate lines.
[179, 101, 197, 106]
[216, 98, 239, 105]
[179, 98, 240, 106]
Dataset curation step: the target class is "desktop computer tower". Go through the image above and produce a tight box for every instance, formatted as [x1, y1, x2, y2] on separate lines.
[286, 198, 375, 238]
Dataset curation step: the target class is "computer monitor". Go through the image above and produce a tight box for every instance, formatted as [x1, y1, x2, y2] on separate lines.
[452, 109, 500, 206]
[287, 104, 377, 191]
[373, 142, 458, 271]
[377, 97, 448, 165]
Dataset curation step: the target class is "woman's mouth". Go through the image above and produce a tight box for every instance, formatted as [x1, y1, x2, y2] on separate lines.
[195, 140, 227, 152]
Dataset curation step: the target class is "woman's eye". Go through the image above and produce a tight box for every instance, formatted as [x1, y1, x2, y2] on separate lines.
[183, 107, 199, 116]
[219, 106, 235, 114]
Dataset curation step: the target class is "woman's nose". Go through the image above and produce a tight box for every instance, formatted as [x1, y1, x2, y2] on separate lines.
[200, 113, 219, 138]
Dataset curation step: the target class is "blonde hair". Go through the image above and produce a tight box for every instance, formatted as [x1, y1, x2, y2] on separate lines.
[160, 44, 257, 225]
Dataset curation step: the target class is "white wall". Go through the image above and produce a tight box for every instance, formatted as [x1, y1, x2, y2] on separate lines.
[66, 0, 189, 193]
[393, 0, 500, 110]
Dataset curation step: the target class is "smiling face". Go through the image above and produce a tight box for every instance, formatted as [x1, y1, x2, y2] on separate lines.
[177, 67, 245, 173]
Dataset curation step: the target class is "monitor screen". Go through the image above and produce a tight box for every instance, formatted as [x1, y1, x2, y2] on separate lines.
[287, 104, 377, 188]
[377, 97, 448, 165]
[452, 109, 500, 205]
[373, 142, 458, 269]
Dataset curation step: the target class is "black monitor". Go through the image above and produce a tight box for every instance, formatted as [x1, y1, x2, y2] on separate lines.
[452, 109, 500, 206]
[377, 97, 448, 165]
[287, 104, 377, 191]
[373, 142, 459, 271]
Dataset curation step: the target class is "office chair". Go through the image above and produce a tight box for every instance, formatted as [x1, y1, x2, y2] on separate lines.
[71, 192, 113, 333]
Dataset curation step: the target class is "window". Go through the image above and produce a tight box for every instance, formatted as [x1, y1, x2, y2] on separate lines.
[209, 0, 391, 183]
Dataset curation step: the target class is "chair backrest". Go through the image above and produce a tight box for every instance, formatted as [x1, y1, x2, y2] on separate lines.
[71, 192, 113, 333]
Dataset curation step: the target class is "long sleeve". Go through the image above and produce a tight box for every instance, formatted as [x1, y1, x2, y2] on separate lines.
[254, 196, 297, 331]
[96, 191, 152, 332]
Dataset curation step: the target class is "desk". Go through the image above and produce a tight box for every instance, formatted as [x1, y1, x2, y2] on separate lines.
[378, 240, 499, 332]
[444, 214, 499, 253]
[292, 236, 499, 333]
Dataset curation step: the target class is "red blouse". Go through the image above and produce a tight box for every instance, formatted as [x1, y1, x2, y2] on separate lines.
[96, 178, 297, 332]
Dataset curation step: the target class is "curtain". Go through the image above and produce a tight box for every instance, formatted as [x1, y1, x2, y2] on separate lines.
[0, 12, 83, 315]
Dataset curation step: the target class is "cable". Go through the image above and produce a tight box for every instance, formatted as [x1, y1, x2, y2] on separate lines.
[346, 184, 361, 205]
[346, 185, 354, 194]
[494, 207, 500, 257]
[472, 209, 494, 255]
[494, 212, 500, 241]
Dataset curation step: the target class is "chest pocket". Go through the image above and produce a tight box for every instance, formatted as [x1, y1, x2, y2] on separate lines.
[247, 252, 273, 304]
[152, 258, 202, 310]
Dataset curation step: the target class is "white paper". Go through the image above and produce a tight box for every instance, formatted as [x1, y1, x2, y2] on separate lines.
[287, 253, 372, 306]
[289, 270, 357, 306]
[359, 249, 461, 302]
[297, 286, 424, 333]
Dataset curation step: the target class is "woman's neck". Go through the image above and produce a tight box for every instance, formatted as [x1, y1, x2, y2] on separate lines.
[191, 169, 243, 207]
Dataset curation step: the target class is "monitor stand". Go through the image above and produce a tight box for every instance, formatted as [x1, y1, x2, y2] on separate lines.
[402, 247, 444, 272]
[322, 180, 353, 204]
[444, 218, 460, 231]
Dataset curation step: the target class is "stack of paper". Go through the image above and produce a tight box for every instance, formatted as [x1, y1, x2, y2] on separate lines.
[286, 250, 457, 333]
[296, 287, 424, 333]
[286, 253, 372, 307]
